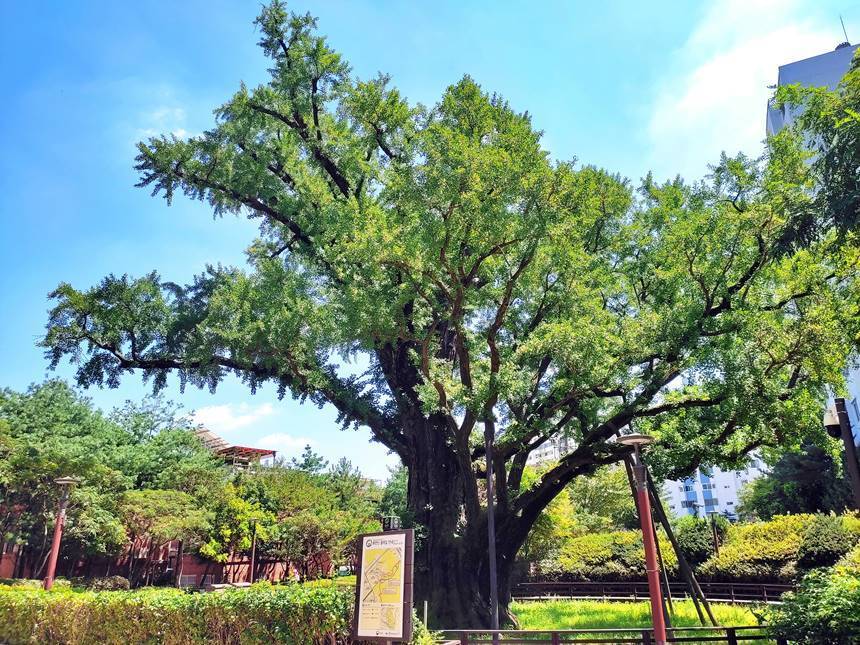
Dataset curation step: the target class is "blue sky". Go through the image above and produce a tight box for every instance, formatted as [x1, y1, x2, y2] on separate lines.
[1, 0, 857, 480]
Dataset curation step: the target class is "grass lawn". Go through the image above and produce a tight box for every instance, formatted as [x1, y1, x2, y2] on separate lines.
[510, 600, 769, 642]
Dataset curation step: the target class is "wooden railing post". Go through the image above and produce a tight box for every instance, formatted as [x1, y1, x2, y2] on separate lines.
[551, 631, 560, 645]
[775, 638, 788, 645]
[460, 631, 468, 645]
[641, 628, 652, 644]
[726, 627, 738, 645]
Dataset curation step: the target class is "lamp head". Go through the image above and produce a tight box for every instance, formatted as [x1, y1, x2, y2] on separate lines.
[617, 433, 655, 448]
[823, 404, 842, 439]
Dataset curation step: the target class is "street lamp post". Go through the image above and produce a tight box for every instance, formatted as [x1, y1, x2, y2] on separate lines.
[44, 476, 80, 591]
[707, 511, 720, 557]
[619, 434, 667, 645]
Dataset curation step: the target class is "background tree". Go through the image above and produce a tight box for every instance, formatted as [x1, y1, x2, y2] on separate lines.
[41, 2, 860, 626]
[567, 464, 638, 533]
[378, 465, 411, 528]
[118, 489, 210, 585]
[738, 442, 854, 520]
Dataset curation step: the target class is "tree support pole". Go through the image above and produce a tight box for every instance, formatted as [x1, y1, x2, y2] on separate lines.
[646, 471, 717, 627]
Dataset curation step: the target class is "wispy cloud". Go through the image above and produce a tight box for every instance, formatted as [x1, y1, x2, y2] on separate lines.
[645, 0, 839, 179]
[137, 105, 190, 139]
[256, 432, 314, 459]
[192, 402, 277, 434]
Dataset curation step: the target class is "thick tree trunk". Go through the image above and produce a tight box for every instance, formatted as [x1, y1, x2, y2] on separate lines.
[405, 412, 522, 629]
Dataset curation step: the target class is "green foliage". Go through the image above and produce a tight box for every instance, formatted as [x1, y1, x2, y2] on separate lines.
[541, 530, 677, 582]
[566, 465, 638, 533]
[0, 583, 353, 644]
[83, 576, 130, 592]
[737, 443, 854, 520]
[674, 515, 727, 567]
[0, 582, 435, 644]
[797, 514, 860, 570]
[378, 465, 411, 527]
[35, 1, 860, 624]
[289, 445, 329, 475]
[699, 514, 811, 582]
[769, 544, 860, 644]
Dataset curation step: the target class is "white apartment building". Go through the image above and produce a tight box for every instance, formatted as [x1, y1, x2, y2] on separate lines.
[766, 42, 858, 136]
[526, 434, 766, 520]
[663, 461, 768, 520]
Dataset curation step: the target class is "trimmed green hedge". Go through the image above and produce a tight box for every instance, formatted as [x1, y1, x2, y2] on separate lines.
[698, 514, 860, 583]
[0, 582, 353, 644]
[534, 513, 860, 584]
[540, 530, 678, 582]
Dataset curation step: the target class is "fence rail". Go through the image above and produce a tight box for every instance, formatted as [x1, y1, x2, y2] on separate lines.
[512, 581, 793, 604]
[439, 625, 784, 644]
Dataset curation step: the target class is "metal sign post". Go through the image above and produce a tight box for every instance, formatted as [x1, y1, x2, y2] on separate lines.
[352, 529, 414, 643]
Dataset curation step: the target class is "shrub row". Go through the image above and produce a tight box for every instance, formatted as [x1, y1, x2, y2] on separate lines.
[539, 530, 679, 582]
[0, 582, 354, 645]
[535, 513, 860, 584]
[699, 514, 860, 583]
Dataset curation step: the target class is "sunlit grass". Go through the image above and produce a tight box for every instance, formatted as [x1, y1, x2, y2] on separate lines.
[507, 600, 769, 642]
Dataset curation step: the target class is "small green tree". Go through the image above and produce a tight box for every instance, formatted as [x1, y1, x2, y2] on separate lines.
[738, 443, 854, 520]
[674, 515, 727, 567]
[119, 489, 211, 584]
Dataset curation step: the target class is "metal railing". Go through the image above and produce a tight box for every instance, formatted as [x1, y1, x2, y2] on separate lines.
[513, 581, 793, 604]
[439, 625, 783, 644]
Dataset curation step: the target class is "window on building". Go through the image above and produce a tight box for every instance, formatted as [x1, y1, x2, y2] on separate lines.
[684, 484, 695, 492]
[681, 500, 698, 509]
[727, 501, 734, 505]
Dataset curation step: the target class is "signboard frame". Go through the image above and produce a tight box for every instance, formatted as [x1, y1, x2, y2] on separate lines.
[351, 528, 414, 643]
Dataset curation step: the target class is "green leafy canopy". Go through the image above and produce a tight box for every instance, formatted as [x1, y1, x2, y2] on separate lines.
[41, 1, 860, 561]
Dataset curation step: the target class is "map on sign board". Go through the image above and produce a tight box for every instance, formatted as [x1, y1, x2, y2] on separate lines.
[356, 532, 406, 638]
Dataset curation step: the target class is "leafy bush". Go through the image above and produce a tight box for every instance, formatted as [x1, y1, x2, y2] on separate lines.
[696, 514, 860, 582]
[0, 582, 433, 644]
[674, 516, 727, 567]
[769, 544, 860, 644]
[697, 514, 810, 582]
[540, 530, 677, 582]
[0, 582, 353, 644]
[797, 514, 859, 570]
[85, 576, 131, 591]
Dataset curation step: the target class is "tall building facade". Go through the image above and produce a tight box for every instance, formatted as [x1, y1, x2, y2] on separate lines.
[766, 42, 858, 136]
[766, 41, 860, 446]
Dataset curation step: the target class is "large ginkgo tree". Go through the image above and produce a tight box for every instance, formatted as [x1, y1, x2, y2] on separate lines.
[43, 3, 860, 626]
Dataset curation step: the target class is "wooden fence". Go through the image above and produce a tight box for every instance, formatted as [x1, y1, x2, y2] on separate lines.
[439, 625, 784, 644]
[512, 581, 793, 604]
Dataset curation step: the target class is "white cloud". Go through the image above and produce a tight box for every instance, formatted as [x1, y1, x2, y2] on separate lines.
[137, 105, 191, 139]
[256, 432, 314, 458]
[646, 0, 839, 179]
[192, 402, 277, 434]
